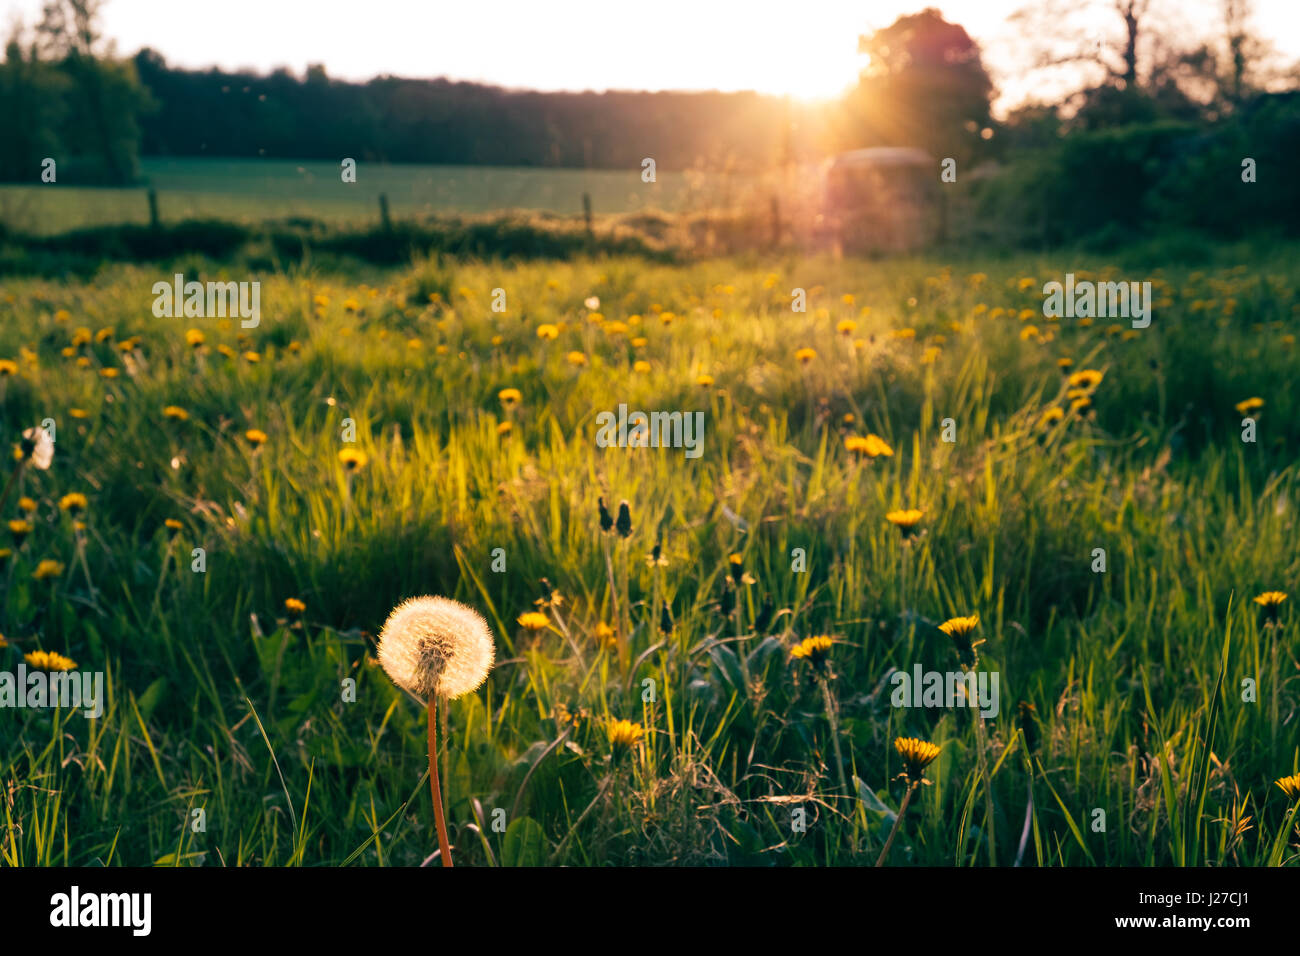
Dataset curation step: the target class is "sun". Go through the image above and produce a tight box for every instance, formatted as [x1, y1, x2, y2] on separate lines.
[757, 51, 859, 101]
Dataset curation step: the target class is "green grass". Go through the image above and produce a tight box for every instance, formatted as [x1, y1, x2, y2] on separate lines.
[1, 248, 1297, 866]
[0, 158, 755, 235]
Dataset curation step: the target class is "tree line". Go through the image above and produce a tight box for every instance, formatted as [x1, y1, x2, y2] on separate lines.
[1, 0, 1296, 242]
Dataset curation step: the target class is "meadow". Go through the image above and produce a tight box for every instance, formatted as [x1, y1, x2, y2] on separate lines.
[0, 158, 757, 235]
[1, 246, 1298, 866]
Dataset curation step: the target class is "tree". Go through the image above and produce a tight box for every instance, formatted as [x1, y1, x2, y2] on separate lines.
[28, 0, 154, 184]
[836, 8, 994, 164]
[1010, 0, 1293, 124]
[0, 29, 69, 182]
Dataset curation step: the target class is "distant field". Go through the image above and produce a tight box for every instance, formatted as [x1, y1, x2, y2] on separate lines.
[0, 158, 764, 234]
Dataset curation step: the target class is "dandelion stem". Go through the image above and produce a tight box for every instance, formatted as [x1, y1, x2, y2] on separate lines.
[602, 538, 617, 624]
[618, 540, 631, 660]
[549, 605, 586, 670]
[1014, 774, 1034, 867]
[74, 527, 96, 600]
[0, 460, 25, 516]
[550, 775, 612, 863]
[971, 697, 998, 865]
[427, 694, 454, 867]
[820, 676, 848, 795]
[1270, 624, 1279, 750]
[151, 540, 173, 619]
[875, 781, 917, 867]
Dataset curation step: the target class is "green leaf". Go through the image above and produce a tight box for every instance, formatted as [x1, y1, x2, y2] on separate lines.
[708, 642, 745, 693]
[854, 775, 898, 825]
[500, 816, 548, 867]
[135, 677, 168, 723]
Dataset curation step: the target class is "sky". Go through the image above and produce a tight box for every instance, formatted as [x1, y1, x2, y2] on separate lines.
[5, 0, 1299, 111]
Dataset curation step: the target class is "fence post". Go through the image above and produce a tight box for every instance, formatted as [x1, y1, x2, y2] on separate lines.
[582, 192, 593, 242]
[147, 188, 160, 230]
[379, 193, 392, 233]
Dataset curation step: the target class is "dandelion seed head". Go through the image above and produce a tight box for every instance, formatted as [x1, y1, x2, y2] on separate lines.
[377, 596, 495, 700]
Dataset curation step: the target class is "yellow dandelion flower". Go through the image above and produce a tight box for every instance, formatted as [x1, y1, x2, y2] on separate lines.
[496, 421, 513, 436]
[885, 509, 924, 537]
[837, 319, 858, 336]
[284, 597, 306, 615]
[894, 736, 941, 784]
[696, 374, 715, 387]
[338, 448, 368, 471]
[1235, 397, 1264, 415]
[24, 649, 77, 671]
[594, 621, 617, 648]
[0, 360, 17, 376]
[59, 492, 88, 514]
[1039, 406, 1065, 426]
[536, 323, 560, 340]
[938, 614, 983, 667]
[163, 405, 189, 421]
[17, 496, 36, 513]
[498, 387, 523, 406]
[795, 347, 817, 365]
[789, 635, 833, 668]
[32, 559, 64, 580]
[607, 718, 644, 760]
[1254, 590, 1287, 608]
[1067, 369, 1103, 389]
[845, 434, 893, 458]
[517, 611, 550, 632]
[245, 429, 268, 447]
[1277, 775, 1300, 802]
[566, 351, 588, 367]
[1255, 591, 1287, 624]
